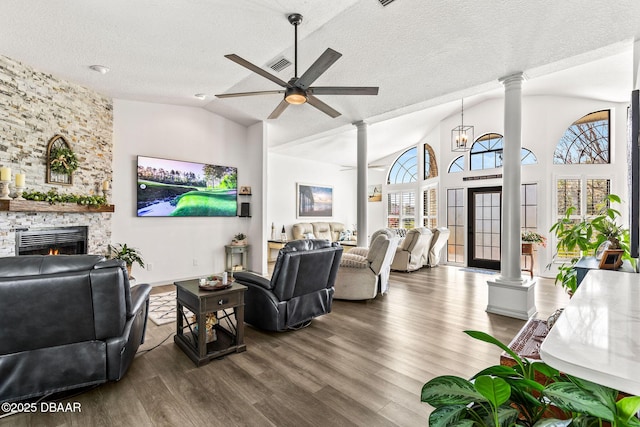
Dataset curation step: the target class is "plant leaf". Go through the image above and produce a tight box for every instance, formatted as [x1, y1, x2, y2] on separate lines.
[474, 376, 511, 409]
[473, 365, 520, 379]
[428, 405, 468, 427]
[531, 362, 559, 380]
[422, 376, 484, 407]
[464, 330, 524, 370]
[544, 382, 615, 421]
[568, 375, 617, 409]
[616, 396, 640, 424]
[532, 418, 573, 427]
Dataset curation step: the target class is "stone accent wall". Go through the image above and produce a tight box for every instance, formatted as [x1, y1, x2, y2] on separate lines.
[0, 55, 113, 256]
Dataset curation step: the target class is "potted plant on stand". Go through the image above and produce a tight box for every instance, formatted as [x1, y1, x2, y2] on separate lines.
[108, 243, 145, 279]
[231, 233, 247, 246]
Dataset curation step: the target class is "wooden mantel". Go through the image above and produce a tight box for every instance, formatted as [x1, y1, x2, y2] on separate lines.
[0, 199, 115, 213]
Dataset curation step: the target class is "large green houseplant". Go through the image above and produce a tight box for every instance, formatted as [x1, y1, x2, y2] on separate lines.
[421, 330, 640, 427]
[548, 194, 631, 295]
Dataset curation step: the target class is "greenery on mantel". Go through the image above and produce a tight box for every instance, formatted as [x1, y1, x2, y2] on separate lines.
[49, 147, 79, 175]
[21, 189, 107, 206]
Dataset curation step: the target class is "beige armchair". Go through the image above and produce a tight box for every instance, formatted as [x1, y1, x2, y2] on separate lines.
[333, 234, 399, 300]
[390, 227, 433, 272]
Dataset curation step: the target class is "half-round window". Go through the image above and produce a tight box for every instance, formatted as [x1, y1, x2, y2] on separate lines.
[388, 147, 418, 184]
[553, 110, 610, 164]
[448, 156, 464, 173]
[470, 133, 538, 170]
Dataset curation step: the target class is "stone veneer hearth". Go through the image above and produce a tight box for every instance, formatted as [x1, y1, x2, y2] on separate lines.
[0, 55, 113, 256]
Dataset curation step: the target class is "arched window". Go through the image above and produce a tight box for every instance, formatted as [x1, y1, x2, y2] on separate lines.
[448, 156, 464, 173]
[470, 133, 503, 170]
[470, 133, 538, 170]
[554, 110, 610, 164]
[424, 143, 438, 179]
[387, 147, 417, 184]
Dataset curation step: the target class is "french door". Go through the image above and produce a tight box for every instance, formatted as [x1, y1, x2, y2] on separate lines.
[467, 186, 501, 270]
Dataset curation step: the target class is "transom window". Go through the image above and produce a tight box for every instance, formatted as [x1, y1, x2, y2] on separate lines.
[388, 147, 417, 184]
[553, 110, 610, 164]
[470, 133, 537, 171]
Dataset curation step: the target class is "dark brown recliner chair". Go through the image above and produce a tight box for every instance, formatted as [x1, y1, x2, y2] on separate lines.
[0, 255, 151, 403]
[233, 240, 343, 331]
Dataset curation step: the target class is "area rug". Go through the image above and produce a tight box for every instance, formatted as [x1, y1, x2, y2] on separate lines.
[458, 267, 497, 275]
[148, 291, 177, 326]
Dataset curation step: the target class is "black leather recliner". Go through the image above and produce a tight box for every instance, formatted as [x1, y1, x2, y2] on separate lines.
[233, 239, 343, 331]
[0, 255, 151, 403]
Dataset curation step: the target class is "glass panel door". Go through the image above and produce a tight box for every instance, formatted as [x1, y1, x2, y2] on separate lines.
[468, 186, 501, 270]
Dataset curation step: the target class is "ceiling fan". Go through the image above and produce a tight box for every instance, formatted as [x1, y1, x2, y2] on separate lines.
[215, 13, 379, 119]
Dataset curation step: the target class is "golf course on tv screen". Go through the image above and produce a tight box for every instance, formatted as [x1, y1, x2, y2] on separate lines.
[137, 156, 237, 217]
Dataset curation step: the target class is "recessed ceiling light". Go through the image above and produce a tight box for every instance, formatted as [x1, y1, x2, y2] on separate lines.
[89, 65, 110, 74]
[194, 93, 207, 100]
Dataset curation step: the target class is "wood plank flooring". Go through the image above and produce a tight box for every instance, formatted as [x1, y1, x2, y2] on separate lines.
[1, 266, 568, 427]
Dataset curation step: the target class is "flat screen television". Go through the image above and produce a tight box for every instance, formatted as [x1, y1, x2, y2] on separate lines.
[137, 155, 237, 217]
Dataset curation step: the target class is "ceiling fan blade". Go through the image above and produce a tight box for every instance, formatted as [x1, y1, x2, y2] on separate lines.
[216, 90, 284, 98]
[295, 48, 342, 90]
[306, 94, 341, 118]
[224, 54, 289, 87]
[309, 86, 379, 96]
[268, 99, 290, 119]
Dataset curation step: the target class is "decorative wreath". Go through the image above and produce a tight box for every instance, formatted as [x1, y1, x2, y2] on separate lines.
[49, 147, 79, 175]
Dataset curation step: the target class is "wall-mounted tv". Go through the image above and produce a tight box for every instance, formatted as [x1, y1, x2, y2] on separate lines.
[137, 155, 237, 217]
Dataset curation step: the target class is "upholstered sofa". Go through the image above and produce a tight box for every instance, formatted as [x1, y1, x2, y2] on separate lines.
[233, 239, 343, 331]
[291, 222, 354, 243]
[0, 255, 151, 403]
[390, 227, 434, 272]
[334, 234, 399, 300]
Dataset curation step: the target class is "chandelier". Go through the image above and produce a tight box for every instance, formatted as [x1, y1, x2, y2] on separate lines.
[451, 99, 474, 152]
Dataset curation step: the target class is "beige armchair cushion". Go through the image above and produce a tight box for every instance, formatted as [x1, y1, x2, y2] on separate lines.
[292, 223, 314, 240]
[311, 222, 332, 241]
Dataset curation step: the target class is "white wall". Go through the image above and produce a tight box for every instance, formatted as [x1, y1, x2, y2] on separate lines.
[267, 152, 357, 240]
[112, 100, 263, 285]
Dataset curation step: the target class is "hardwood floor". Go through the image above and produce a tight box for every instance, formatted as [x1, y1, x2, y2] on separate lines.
[1, 266, 568, 427]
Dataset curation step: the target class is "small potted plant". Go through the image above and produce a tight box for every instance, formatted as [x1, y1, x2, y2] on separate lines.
[231, 233, 247, 246]
[521, 230, 547, 247]
[108, 243, 145, 279]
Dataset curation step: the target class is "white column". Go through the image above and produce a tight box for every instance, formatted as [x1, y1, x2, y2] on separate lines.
[634, 38, 640, 90]
[354, 121, 368, 247]
[486, 72, 537, 320]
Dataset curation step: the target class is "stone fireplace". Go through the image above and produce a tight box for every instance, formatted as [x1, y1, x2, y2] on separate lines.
[15, 226, 88, 256]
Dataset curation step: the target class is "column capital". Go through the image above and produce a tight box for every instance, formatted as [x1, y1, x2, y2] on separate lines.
[352, 120, 367, 129]
[499, 72, 526, 87]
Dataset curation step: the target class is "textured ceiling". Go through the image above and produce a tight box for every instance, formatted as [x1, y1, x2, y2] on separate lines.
[0, 1, 638, 166]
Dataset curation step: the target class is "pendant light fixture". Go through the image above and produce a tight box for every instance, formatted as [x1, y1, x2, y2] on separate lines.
[451, 99, 474, 152]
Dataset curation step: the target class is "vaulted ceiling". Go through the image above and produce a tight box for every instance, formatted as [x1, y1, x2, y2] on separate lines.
[0, 1, 638, 167]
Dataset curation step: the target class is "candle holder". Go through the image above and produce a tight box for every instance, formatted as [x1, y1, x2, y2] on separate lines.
[102, 189, 109, 200]
[0, 180, 10, 200]
[13, 185, 25, 200]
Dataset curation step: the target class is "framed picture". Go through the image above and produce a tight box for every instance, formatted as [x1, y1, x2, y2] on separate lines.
[368, 184, 382, 202]
[297, 183, 333, 218]
[239, 186, 252, 195]
[598, 249, 624, 269]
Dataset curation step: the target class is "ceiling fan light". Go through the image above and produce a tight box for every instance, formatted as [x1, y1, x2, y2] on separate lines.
[285, 86, 307, 104]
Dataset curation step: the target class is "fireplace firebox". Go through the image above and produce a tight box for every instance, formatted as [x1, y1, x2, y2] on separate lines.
[16, 226, 88, 256]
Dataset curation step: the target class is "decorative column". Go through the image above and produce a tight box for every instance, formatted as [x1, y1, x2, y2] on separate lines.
[635, 38, 640, 90]
[486, 72, 537, 320]
[354, 121, 368, 247]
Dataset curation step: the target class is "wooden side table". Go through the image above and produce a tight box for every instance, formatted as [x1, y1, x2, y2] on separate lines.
[521, 243, 534, 278]
[225, 244, 248, 272]
[173, 280, 247, 366]
[267, 240, 286, 263]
